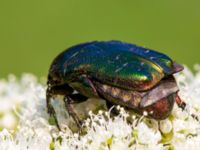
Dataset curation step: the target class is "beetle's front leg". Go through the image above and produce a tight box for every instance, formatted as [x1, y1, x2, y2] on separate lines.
[46, 84, 74, 130]
[46, 90, 61, 130]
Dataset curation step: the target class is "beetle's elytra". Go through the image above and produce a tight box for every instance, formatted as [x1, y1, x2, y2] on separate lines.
[46, 40, 184, 129]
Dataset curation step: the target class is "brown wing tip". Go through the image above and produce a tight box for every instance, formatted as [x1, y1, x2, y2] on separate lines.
[172, 62, 184, 73]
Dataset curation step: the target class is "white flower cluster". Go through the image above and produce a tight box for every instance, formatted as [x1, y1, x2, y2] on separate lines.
[0, 65, 200, 150]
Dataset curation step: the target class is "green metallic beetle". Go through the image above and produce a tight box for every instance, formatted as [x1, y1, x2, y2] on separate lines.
[46, 41, 185, 130]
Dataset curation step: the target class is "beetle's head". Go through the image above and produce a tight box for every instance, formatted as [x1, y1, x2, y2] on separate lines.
[47, 63, 64, 88]
[47, 74, 58, 87]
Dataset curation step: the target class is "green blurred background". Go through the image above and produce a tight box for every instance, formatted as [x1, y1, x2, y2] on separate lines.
[0, 0, 199, 78]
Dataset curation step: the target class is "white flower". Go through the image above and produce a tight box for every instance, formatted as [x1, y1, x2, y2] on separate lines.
[0, 66, 200, 149]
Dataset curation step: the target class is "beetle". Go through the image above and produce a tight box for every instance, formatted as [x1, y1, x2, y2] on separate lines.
[46, 40, 186, 130]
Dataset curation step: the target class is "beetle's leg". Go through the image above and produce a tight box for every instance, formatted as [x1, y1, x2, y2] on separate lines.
[176, 95, 199, 121]
[63, 94, 88, 128]
[78, 75, 98, 96]
[46, 89, 61, 130]
[175, 95, 186, 110]
[46, 84, 74, 130]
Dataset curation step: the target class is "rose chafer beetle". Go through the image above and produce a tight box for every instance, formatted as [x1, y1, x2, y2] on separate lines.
[46, 40, 185, 130]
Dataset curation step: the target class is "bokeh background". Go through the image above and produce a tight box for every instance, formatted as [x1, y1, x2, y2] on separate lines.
[0, 0, 199, 78]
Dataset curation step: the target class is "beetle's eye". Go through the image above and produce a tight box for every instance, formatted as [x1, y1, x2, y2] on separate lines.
[48, 71, 62, 85]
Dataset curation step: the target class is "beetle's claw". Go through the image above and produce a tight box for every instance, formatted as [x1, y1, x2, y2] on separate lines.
[74, 117, 83, 129]
[50, 115, 61, 131]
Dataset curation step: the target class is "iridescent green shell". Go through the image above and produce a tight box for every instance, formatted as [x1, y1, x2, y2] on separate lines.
[50, 41, 182, 91]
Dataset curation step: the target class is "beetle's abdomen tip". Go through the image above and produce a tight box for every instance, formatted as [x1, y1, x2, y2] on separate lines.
[172, 62, 184, 73]
[143, 93, 176, 120]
